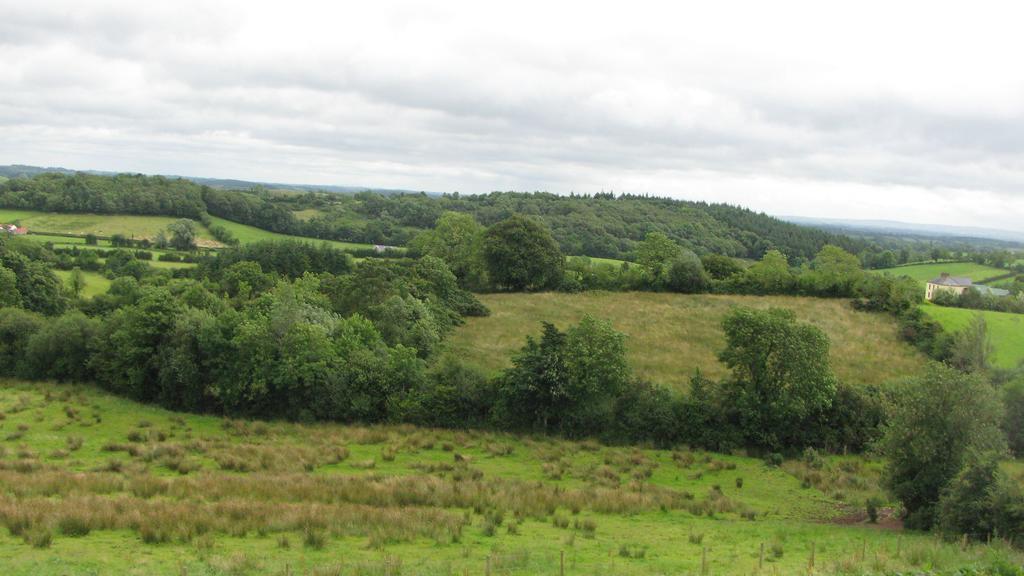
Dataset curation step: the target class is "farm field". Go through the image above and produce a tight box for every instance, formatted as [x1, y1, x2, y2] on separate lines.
[207, 215, 384, 251]
[0, 209, 221, 246]
[876, 261, 1011, 283]
[922, 304, 1024, 369]
[567, 255, 629, 267]
[446, 292, 926, 390]
[52, 269, 112, 299]
[0, 208, 399, 253]
[0, 379, 1018, 576]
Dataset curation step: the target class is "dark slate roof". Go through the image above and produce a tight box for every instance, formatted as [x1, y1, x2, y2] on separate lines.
[928, 276, 972, 287]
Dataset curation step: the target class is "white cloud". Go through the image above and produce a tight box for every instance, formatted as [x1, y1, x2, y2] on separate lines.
[2, 0, 1024, 229]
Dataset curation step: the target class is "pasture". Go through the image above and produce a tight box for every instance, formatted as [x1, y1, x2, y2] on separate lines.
[0, 379, 1017, 575]
[52, 269, 112, 299]
[446, 292, 926, 390]
[207, 215, 382, 251]
[0, 209, 221, 247]
[876, 261, 1010, 284]
[922, 304, 1024, 370]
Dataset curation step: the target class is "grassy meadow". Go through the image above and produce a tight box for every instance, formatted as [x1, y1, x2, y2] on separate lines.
[922, 304, 1024, 369]
[52, 269, 113, 299]
[0, 209, 389, 252]
[567, 255, 629, 267]
[446, 292, 926, 390]
[1, 379, 1019, 575]
[207, 215, 380, 251]
[0, 209, 222, 247]
[876, 261, 1011, 283]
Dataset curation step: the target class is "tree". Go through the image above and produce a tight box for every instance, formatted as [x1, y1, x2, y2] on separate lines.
[666, 252, 710, 293]
[16, 261, 66, 315]
[167, 219, 198, 250]
[948, 314, 993, 373]
[745, 250, 795, 294]
[808, 245, 863, 296]
[718, 307, 837, 449]
[497, 315, 629, 437]
[0, 307, 43, 377]
[69, 267, 85, 298]
[936, 451, 1000, 541]
[0, 264, 20, 307]
[875, 250, 897, 269]
[25, 311, 99, 382]
[1004, 377, 1024, 457]
[636, 232, 681, 282]
[482, 215, 564, 291]
[409, 212, 487, 289]
[701, 253, 743, 280]
[880, 363, 1006, 530]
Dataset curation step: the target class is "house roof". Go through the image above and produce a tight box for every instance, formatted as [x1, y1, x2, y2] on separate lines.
[928, 275, 972, 287]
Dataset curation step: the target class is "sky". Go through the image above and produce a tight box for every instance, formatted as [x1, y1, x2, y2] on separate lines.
[2, 1, 1024, 229]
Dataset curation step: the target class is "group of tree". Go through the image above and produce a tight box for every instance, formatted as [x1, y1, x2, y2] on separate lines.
[932, 285, 1024, 315]
[880, 363, 1024, 543]
[0, 239, 489, 422]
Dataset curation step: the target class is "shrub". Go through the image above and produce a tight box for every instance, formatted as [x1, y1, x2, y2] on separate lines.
[303, 527, 327, 550]
[58, 515, 92, 537]
[866, 497, 882, 523]
[25, 526, 53, 548]
[66, 436, 85, 455]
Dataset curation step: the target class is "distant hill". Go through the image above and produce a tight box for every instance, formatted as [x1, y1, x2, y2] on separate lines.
[3, 165, 1008, 262]
[0, 164, 428, 196]
[783, 215, 1024, 246]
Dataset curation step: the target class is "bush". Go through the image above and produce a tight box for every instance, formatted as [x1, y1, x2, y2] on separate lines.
[866, 497, 882, 523]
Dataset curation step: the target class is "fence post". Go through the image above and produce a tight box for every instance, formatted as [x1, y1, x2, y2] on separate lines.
[896, 535, 901, 558]
[759, 542, 764, 572]
[808, 542, 815, 574]
[485, 555, 491, 576]
[962, 533, 968, 550]
[701, 546, 708, 576]
[560, 550, 565, 576]
[861, 538, 866, 562]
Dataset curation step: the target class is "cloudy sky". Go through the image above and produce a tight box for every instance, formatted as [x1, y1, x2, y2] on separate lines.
[2, 1, 1024, 229]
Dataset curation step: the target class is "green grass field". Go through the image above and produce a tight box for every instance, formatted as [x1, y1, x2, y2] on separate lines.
[291, 208, 324, 221]
[446, 293, 926, 390]
[0, 209, 397, 254]
[52, 270, 112, 299]
[0, 378, 1018, 575]
[0, 209, 221, 247]
[922, 304, 1024, 369]
[876, 262, 1011, 283]
[567, 255, 629, 267]
[207, 216, 382, 251]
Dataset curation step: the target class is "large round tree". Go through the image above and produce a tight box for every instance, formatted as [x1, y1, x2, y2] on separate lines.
[482, 215, 564, 291]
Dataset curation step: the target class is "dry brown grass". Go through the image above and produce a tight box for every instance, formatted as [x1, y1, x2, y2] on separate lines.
[446, 292, 926, 390]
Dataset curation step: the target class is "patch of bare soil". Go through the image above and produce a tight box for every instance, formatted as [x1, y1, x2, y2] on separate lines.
[830, 507, 903, 530]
